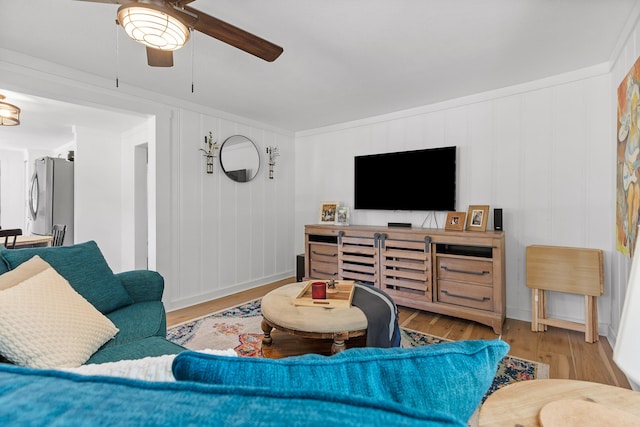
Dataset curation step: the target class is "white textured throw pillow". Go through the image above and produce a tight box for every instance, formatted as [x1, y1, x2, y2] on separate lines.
[0, 259, 119, 368]
[0, 255, 50, 290]
[61, 349, 237, 381]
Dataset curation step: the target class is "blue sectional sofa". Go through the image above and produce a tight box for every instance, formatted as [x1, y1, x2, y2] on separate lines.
[0, 240, 512, 426]
[0, 240, 185, 365]
[0, 340, 510, 426]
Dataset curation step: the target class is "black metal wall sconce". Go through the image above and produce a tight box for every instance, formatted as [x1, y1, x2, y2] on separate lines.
[200, 131, 219, 174]
[266, 146, 279, 179]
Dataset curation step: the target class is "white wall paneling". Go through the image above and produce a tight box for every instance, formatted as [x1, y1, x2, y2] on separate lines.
[295, 70, 613, 333]
[171, 109, 295, 311]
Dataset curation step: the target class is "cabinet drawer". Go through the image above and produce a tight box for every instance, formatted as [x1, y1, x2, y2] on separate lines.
[437, 280, 493, 311]
[309, 243, 338, 262]
[309, 260, 339, 279]
[437, 257, 493, 286]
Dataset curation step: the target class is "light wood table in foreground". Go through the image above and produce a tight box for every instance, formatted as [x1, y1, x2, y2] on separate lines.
[478, 379, 640, 426]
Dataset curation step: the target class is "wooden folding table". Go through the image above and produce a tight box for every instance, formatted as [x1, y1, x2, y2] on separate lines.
[526, 245, 604, 343]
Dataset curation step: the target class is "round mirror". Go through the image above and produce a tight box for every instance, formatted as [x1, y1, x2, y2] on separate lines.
[219, 135, 260, 182]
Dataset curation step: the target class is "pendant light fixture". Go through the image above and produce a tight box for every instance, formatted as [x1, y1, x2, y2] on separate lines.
[117, 2, 190, 51]
[0, 94, 21, 126]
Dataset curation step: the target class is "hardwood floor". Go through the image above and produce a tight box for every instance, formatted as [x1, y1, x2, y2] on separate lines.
[166, 277, 631, 390]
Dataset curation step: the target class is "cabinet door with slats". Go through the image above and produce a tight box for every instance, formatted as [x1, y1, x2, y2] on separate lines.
[380, 234, 432, 304]
[338, 231, 378, 285]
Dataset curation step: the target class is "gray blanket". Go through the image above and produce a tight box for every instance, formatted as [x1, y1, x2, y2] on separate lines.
[351, 283, 400, 348]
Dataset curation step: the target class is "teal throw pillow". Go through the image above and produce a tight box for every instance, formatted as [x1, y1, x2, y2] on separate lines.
[0, 241, 133, 314]
[0, 364, 466, 426]
[172, 339, 509, 424]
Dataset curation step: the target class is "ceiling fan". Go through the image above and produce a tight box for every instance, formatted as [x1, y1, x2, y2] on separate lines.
[76, 0, 283, 67]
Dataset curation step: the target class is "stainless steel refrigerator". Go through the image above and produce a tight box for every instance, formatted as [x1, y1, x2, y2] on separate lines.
[29, 157, 74, 245]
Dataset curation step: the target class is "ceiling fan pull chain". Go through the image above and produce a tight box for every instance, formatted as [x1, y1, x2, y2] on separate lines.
[115, 18, 120, 88]
[191, 30, 195, 93]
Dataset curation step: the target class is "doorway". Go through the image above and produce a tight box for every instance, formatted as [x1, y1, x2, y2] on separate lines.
[134, 143, 148, 269]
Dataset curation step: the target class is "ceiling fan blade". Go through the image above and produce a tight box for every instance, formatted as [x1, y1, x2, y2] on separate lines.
[146, 47, 174, 67]
[183, 5, 283, 62]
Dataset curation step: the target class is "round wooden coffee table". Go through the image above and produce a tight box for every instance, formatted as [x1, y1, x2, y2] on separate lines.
[261, 282, 367, 354]
[478, 379, 640, 426]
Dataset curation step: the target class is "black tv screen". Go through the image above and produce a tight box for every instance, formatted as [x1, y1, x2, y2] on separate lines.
[354, 146, 456, 211]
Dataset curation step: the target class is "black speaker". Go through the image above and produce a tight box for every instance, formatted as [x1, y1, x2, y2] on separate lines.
[494, 208, 503, 231]
[296, 254, 305, 282]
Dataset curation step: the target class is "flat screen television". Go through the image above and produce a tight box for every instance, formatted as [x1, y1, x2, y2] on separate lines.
[354, 146, 456, 211]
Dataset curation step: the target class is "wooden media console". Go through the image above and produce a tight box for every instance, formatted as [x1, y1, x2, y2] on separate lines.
[304, 224, 506, 334]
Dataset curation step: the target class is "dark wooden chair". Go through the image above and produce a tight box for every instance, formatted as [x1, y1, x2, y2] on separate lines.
[51, 224, 67, 247]
[0, 228, 23, 249]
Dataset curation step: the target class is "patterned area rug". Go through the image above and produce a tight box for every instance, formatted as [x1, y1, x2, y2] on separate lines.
[167, 298, 549, 401]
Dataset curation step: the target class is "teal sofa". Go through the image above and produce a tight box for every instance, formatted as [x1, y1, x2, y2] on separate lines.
[0, 241, 513, 426]
[0, 340, 510, 426]
[0, 241, 185, 365]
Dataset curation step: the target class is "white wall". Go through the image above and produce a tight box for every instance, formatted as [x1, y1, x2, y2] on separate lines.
[0, 149, 26, 230]
[295, 67, 614, 334]
[74, 126, 124, 271]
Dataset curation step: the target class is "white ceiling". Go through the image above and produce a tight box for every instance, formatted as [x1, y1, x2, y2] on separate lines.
[1, 0, 639, 150]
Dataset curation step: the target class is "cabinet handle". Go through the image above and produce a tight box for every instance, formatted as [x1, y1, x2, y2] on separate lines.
[440, 290, 490, 302]
[441, 266, 490, 276]
[311, 269, 338, 276]
[311, 251, 337, 257]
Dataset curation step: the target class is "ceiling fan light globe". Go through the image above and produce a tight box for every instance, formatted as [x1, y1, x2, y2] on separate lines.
[142, 34, 172, 49]
[0, 95, 21, 126]
[117, 4, 190, 51]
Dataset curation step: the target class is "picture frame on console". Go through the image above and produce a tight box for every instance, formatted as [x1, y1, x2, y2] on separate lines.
[335, 207, 350, 226]
[466, 205, 489, 232]
[319, 202, 339, 224]
[445, 212, 466, 231]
